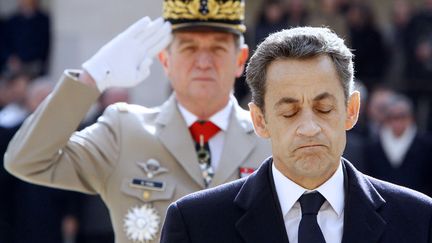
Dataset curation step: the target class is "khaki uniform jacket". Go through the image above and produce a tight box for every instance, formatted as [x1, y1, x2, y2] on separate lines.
[4, 71, 271, 243]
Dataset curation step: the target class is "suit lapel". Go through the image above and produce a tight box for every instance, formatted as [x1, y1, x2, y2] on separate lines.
[155, 95, 205, 188]
[210, 103, 257, 187]
[234, 157, 388, 243]
[342, 160, 387, 243]
[235, 158, 289, 243]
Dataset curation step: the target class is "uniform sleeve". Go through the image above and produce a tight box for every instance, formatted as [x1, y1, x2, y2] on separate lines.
[4, 70, 120, 195]
[160, 202, 191, 243]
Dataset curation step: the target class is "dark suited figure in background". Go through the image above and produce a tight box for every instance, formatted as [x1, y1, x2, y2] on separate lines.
[0, 18, 6, 71]
[0, 79, 80, 243]
[0, 124, 18, 243]
[4, 0, 50, 76]
[366, 94, 432, 196]
[405, 0, 432, 130]
[161, 27, 432, 243]
[346, 2, 389, 91]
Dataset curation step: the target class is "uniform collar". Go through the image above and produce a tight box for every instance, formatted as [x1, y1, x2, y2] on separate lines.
[177, 100, 233, 132]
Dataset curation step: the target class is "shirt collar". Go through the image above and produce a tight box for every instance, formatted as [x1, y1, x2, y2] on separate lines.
[177, 100, 233, 132]
[272, 160, 345, 218]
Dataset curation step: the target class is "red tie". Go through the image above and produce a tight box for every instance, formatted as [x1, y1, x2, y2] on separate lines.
[189, 121, 220, 143]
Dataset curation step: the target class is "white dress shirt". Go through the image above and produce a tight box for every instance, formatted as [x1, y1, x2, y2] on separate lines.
[272, 161, 345, 243]
[178, 100, 232, 170]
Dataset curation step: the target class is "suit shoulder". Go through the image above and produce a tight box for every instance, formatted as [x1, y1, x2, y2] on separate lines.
[368, 175, 432, 207]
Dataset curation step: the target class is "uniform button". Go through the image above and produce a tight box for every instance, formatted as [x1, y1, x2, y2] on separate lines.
[143, 191, 151, 200]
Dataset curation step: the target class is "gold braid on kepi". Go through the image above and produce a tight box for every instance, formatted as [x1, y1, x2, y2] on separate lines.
[163, 0, 246, 34]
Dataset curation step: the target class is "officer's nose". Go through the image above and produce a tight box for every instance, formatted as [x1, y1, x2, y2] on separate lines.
[195, 50, 212, 69]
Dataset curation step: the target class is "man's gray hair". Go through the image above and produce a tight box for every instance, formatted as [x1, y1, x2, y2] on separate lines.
[246, 26, 354, 112]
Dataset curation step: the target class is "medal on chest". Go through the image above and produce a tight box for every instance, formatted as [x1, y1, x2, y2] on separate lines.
[123, 204, 160, 242]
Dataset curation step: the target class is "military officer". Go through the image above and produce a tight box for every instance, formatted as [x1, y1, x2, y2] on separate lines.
[4, 0, 271, 242]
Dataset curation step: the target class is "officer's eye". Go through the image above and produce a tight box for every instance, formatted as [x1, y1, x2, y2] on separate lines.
[316, 107, 332, 114]
[212, 46, 228, 53]
[180, 45, 197, 53]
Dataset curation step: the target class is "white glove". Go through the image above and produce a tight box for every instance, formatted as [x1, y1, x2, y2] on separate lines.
[82, 17, 172, 92]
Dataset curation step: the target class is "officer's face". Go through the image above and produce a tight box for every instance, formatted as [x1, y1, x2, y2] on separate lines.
[250, 55, 360, 189]
[159, 31, 248, 106]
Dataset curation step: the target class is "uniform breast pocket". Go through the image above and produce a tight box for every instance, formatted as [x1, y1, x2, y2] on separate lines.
[121, 178, 176, 203]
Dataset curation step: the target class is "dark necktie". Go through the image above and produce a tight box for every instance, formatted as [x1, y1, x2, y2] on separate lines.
[298, 192, 326, 243]
[189, 121, 220, 187]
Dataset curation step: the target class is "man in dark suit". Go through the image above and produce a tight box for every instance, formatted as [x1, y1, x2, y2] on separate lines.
[366, 94, 432, 197]
[161, 27, 432, 243]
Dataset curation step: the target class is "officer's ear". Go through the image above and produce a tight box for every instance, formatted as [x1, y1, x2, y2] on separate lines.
[345, 91, 360, 130]
[235, 45, 249, 78]
[249, 102, 270, 138]
[158, 49, 170, 74]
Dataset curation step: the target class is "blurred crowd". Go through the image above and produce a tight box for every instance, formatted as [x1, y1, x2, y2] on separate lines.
[1, 0, 432, 242]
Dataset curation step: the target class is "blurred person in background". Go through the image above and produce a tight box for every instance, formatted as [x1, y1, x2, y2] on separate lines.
[385, 0, 412, 89]
[4, 0, 50, 77]
[346, 2, 389, 92]
[253, 0, 288, 52]
[0, 71, 31, 128]
[0, 76, 10, 111]
[244, 0, 289, 108]
[405, 0, 432, 84]
[284, 0, 308, 28]
[0, 79, 80, 243]
[0, 17, 6, 72]
[307, 0, 348, 39]
[405, 0, 432, 131]
[365, 94, 432, 196]
[364, 86, 397, 139]
[0, 81, 18, 243]
[0, 72, 25, 243]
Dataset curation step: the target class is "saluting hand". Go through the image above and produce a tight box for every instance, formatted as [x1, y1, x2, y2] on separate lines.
[82, 17, 172, 92]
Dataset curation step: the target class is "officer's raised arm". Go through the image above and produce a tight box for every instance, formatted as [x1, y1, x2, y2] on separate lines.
[4, 16, 171, 191]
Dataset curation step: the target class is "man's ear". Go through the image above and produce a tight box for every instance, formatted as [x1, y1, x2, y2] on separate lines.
[249, 102, 270, 138]
[235, 45, 249, 77]
[158, 50, 169, 74]
[345, 91, 360, 130]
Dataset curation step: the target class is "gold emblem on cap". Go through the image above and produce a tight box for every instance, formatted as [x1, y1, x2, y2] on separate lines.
[163, 0, 244, 21]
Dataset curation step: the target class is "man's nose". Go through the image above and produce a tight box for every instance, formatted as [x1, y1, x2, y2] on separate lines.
[195, 50, 212, 69]
[296, 111, 321, 137]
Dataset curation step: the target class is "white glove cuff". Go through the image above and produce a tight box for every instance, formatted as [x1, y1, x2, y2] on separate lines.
[82, 60, 110, 92]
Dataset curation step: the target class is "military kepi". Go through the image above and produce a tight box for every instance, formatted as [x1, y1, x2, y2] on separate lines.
[163, 0, 246, 34]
